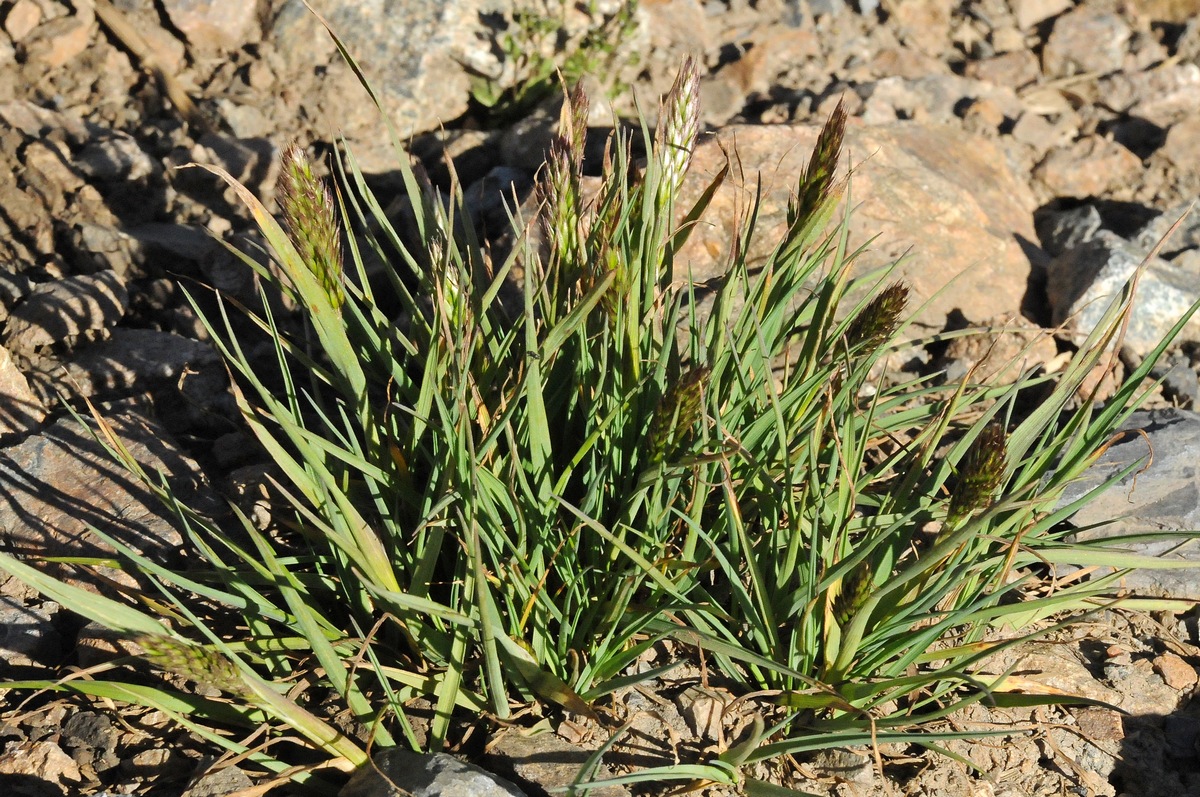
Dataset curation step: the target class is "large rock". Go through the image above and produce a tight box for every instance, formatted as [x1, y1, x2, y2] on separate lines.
[1060, 408, 1200, 598]
[2, 271, 128, 356]
[270, 0, 503, 167]
[1046, 231, 1200, 357]
[674, 121, 1041, 333]
[0, 399, 212, 562]
[341, 750, 526, 797]
[0, 343, 46, 438]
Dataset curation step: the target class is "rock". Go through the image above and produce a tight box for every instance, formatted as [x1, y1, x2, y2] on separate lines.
[807, 748, 877, 786]
[1033, 136, 1143, 198]
[2, 271, 129, 356]
[62, 711, 120, 774]
[1046, 231, 1200, 357]
[270, 0, 502, 166]
[1150, 353, 1200, 408]
[0, 399, 211, 562]
[180, 764, 254, 797]
[1035, 203, 1103, 257]
[75, 133, 158, 182]
[0, 596, 60, 670]
[1010, 110, 1077, 159]
[60, 328, 220, 396]
[1161, 118, 1200, 172]
[1060, 408, 1200, 598]
[889, 0, 953, 57]
[1098, 64, 1200, 127]
[1152, 652, 1198, 691]
[463, 167, 534, 235]
[964, 50, 1040, 89]
[674, 122, 1041, 333]
[485, 732, 630, 797]
[341, 749, 527, 797]
[0, 740, 82, 789]
[4, 0, 42, 41]
[1042, 6, 1132, 78]
[1133, 199, 1200, 259]
[934, 313, 1058, 384]
[0, 271, 33, 323]
[859, 74, 1022, 126]
[1011, 0, 1071, 30]
[0, 343, 47, 438]
[161, 0, 260, 52]
[21, 9, 95, 70]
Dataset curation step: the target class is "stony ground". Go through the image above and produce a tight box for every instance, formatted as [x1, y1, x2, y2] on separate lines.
[3, 0, 1200, 795]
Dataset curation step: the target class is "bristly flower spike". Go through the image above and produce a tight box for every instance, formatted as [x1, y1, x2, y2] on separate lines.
[647, 365, 710, 465]
[844, 281, 909, 356]
[654, 56, 701, 211]
[539, 83, 590, 279]
[787, 98, 847, 235]
[277, 141, 345, 309]
[947, 423, 1008, 525]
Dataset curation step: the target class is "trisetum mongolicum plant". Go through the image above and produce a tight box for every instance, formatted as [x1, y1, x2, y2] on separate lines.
[3, 22, 1199, 794]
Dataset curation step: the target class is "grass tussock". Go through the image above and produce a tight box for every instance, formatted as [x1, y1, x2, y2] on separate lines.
[3, 33, 1199, 793]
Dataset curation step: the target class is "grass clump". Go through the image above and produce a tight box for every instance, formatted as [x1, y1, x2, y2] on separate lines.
[3, 36, 1199, 794]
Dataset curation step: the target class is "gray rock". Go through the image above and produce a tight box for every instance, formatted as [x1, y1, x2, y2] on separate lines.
[1036, 203, 1103, 258]
[270, 0, 502, 162]
[75, 133, 157, 182]
[0, 596, 60, 670]
[62, 711, 120, 774]
[3, 271, 129, 356]
[1046, 231, 1200, 358]
[486, 732, 630, 797]
[181, 765, 254, 797]
[1060, 408, 1200, 598]
[0, 399, 212, 562]
[61, 328, 220, 396]
[341, 750, 527, 797]
[1133, 199, 1200, 260]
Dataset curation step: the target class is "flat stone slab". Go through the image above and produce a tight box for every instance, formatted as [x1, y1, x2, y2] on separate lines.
[1061, 407, 1200, 598]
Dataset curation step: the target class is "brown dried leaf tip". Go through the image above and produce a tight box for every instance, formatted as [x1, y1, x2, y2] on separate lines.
[947, 423, 1008, 524]
[277, 141, 345, 309]
[844, 281, 909, 356]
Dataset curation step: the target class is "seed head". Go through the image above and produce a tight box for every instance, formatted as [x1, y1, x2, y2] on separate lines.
[654, 57, 701, 210]
[137, 634, 249, 697]
[947, 423, 1008, 524]
[844, 282, 908, 355]
[833, 558, 875, 627]
[277, 142, 344, 309]
[647, 365, 709, 465]
[789, 99, 847, 234]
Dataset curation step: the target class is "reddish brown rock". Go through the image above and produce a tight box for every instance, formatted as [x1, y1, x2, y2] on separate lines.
[1034, 135, 1143, 197]
[0, 343, 46, 438]
[1162, 118, 1200, 171]
[674, 122, 1040, 333]
[1153, 652, 1199, 691]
